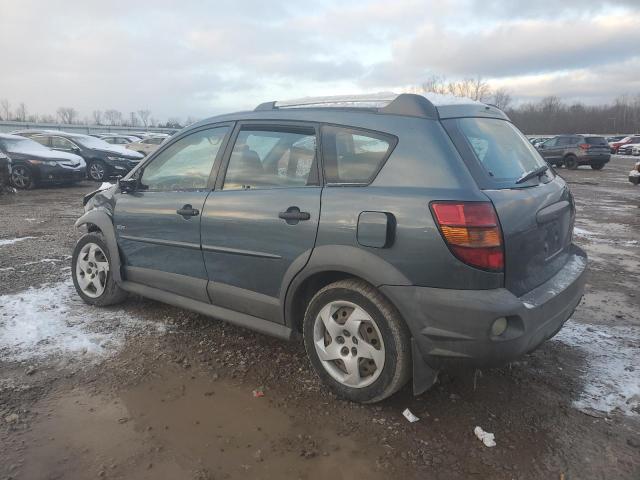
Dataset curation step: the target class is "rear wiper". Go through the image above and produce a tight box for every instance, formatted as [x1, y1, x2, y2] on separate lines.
[516, 164, 549, 184]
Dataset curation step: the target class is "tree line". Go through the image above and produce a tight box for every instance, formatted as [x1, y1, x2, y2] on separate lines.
[415, 75, 640, 135]
[0, 99, 189, 129]
[3, 82, 640, 134]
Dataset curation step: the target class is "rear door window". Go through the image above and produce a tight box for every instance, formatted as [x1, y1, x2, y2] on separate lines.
[222, 127, 318, 190]
[443, 117, 552, 188]
[321, 126, 396, 184]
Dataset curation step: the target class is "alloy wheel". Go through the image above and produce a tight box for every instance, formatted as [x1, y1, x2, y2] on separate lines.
[313, 300, 385, 388]
[10, 166, 31, 188]
[75, 243, 109, 298]
[89, 162, 105, 181]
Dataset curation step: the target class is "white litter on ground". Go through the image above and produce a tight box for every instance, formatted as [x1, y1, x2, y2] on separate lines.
[402, 408, 420, 423]
[474, 426, 496, 447]
[0, 280, 165, 363]
[0, 237, 36, 247]
[554, 320, 640, 416]
[573, 227, 598, 238]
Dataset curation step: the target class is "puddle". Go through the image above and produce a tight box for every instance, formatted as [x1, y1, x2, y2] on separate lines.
[10, 369, 389, 480]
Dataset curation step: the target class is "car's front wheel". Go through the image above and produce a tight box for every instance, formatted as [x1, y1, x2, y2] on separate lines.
[10, 165, 35, 189]
[87, 160, 107, 182]
[303, 279, 411, 403]
[72, 233, 127, 306]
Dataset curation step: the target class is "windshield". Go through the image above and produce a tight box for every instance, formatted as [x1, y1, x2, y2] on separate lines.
[72, 135, 112, 149]
[452, 117, 549, 185]
[0, 137, 52, 153]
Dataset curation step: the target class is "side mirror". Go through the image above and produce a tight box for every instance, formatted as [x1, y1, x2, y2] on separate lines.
[119, 177, 138, 193]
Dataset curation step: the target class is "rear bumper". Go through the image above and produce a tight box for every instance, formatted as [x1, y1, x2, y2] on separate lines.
[381, 245, 587, 371]
[580, 154, 610, 164]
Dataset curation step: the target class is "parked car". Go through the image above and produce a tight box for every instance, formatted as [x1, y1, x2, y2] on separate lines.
[0, 133, 85, 189]
[31, 132, 143, 182]
[125, 136, 165, 156]
[10, 129, 61, 139]
[631, 145, 640, 156]
[609, 135, 640, 153]
[630, 162, 640, 185]
[617, 142, 640, 155]
[97, 134, 141, 145]
[537, 134, 610, 169]
[72, 93, 587, 403]
[0, 150, 11, 192]
[606, 135, 627, 143]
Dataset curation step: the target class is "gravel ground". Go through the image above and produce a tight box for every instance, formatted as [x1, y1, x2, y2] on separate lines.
[0, 156, 639, 479]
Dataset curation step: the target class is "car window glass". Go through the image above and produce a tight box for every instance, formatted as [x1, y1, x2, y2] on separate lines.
[586, 137, 607, 145]
[543, 137, 557, 147]
[32, 136, 49, 147]
[223, 128, 316, 190]
[51, 137, 75, 149]
[151, 137, 163, 145]
[556, 137, 571, 146]
[141, 126, 228, 191]
[322, 127, 395, 184]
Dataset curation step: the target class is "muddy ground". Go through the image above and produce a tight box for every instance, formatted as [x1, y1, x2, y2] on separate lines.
[0, 156, 639, 480]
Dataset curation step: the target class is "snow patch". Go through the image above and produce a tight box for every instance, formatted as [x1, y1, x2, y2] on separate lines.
[554, 321, 640, 416]
[0, 237, 36, 247]
[0, 280, 165, 363]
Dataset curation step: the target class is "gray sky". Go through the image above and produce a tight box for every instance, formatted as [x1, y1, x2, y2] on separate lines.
[1, 0, 639, 122]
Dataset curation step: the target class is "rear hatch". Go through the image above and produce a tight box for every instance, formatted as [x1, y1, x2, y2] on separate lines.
[441, 115, 575, 296]
[583, 136, 610, 156]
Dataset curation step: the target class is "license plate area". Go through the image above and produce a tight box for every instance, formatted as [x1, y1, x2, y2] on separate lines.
[543, 219, 563, 260]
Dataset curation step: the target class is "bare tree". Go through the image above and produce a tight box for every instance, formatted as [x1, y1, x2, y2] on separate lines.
[92, 110, 103, 125]
[16, 103, 28, 122]
[0, 99, 10, 121]
[492, 88, 512, 110]
[129, 112, 139, 127]
[420, 75, 491, 101]
[57, 107, 78, 124]
[104, 109, 122, 126]
[137, 109, 151, 128]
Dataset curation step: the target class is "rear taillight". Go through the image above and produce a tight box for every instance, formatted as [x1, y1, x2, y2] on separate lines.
[430, 202, 504, 272]
[578, 143, 590, 150]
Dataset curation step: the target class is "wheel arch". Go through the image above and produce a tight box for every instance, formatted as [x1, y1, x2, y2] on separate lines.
[74, 209, 122, 283]
[283, 245, 411, 334]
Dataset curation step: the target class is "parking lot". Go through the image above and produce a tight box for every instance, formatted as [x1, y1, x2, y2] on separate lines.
[0, 155, 638, 479]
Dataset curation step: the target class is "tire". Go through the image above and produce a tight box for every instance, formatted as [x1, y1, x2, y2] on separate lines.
[564, 155, 579, 170]
[10, 164, 35, 189]
[71, 233, 127, 306]
[590, 163, 605, 170]
[87, 160, 107, 182]
[303, 279, 411, 403]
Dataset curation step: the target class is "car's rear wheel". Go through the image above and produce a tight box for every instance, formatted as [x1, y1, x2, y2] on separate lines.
[303, 279, 411, 403]
[72, 233, 127, 306]
[590, 163, 605, 170]
[87, 160, 107, 182]
[10, 165, 35, 189]
[564, 155, 579, 170]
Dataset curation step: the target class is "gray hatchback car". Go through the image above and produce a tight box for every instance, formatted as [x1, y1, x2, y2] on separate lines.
[72, 93, 587, 403]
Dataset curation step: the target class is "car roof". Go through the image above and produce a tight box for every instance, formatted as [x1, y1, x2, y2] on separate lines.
[0, 133, 31, 140]
[188, 93, 509, 131]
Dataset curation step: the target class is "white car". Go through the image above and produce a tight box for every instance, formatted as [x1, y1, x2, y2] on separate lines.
[632, 145, 640, 156]
[125, 136, 165, 156]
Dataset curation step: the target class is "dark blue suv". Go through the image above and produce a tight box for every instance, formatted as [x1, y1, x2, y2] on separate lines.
[72, 94, 587, 403]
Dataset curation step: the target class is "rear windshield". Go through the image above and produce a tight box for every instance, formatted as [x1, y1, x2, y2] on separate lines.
[443, 117, 550, 188]
[585, 136, 607, 145]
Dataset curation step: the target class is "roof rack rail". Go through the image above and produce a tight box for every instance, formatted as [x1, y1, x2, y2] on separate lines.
[253, 93, 439, 119]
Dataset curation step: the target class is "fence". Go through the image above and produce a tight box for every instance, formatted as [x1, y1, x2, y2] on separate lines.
[0, 120, 177, 136]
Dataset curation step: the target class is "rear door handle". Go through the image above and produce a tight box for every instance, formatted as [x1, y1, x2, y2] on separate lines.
[177, 204, 199, 218]
[279, 206, 310, 225]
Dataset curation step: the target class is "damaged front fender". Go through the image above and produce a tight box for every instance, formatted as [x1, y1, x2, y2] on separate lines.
[75, 183, 123, 283]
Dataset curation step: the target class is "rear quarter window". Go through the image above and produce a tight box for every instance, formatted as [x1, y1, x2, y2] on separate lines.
[321, 126, 397, 184]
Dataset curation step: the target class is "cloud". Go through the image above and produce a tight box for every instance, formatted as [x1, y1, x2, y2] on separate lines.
[0, 0, 639, 121]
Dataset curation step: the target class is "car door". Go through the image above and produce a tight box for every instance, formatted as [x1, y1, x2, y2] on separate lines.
[113, 124, 231, 302]
[201, 122, 321, 323]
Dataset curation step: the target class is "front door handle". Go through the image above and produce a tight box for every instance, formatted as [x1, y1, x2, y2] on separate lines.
[177, 204, 199, 219]
[278, 206, 310, 225]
